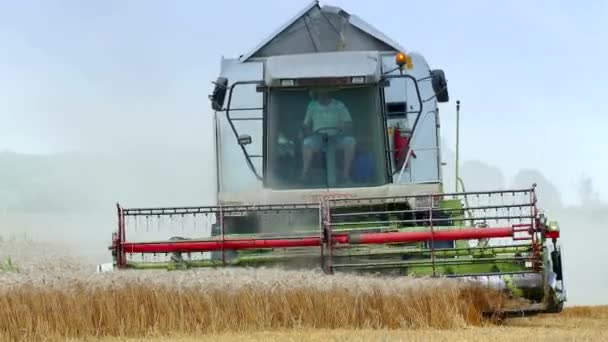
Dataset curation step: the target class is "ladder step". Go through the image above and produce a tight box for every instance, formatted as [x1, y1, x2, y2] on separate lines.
[230, 117, 263, 121]
[228, 107, 263, 111]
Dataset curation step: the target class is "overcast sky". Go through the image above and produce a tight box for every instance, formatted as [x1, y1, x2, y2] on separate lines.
[1, 0, 607, 204]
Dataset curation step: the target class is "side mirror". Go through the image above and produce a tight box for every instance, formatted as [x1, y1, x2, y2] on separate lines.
[209, 77, 228, 111]
[238, 134, 252, 146]
[430, 69, 449, 103]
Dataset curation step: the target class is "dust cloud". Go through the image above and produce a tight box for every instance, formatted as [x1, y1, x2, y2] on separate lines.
[0, 147, 216, 264]
[441, 145, 608, 306]
[1, 143, 606, 306]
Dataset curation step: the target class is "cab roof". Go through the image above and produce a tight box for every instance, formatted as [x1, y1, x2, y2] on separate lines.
[240, 1, 405, 62]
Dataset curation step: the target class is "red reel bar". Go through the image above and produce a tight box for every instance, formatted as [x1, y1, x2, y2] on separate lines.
[121, 226, 517, 254]
[347, 227, 515, 245]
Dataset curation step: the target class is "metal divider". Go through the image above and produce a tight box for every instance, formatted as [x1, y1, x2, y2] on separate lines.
[429, 194, 436, 277]
[321, 199, 333, 274]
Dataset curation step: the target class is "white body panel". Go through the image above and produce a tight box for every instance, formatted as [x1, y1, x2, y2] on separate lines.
[265, 51, 382, 85]
[219, 182, 441, 205]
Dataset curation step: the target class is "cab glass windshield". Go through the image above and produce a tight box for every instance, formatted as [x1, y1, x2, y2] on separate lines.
[266, 86, 388, 189]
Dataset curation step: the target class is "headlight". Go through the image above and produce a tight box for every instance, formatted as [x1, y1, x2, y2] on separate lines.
[351, 76, 365, 84]
[280, 79, 295, 86]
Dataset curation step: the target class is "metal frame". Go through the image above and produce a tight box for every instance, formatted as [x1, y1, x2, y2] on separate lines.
[319, 187, 538, 274]
[379, 73, 424, 182]
[112, 187, 544, 274]
[378, 81, 393, 184]
[113, 202, 320, 268]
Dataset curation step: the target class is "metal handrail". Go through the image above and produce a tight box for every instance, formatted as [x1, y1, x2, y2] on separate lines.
[224, 80, 265, 180]
[396, 110, 437, 182]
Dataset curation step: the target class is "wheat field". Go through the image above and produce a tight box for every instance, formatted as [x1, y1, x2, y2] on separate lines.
[0, 238, 602, 341]
[82, 306, 607, 341]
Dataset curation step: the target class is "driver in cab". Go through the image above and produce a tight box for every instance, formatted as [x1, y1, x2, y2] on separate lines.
[301, 88, 356, 182]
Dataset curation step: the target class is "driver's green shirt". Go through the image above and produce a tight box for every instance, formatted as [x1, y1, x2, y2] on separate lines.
[303, 99, 352, 132]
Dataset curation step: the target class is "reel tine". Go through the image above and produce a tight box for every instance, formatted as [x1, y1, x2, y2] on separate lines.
[193, 213, 197, 233]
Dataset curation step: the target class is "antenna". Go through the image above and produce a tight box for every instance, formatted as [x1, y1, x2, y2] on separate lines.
[455, 100, 461, 193]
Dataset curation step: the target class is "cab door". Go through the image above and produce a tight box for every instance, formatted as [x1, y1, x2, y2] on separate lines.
[215, 58, 265, 199]
[380, 54, 441, 184]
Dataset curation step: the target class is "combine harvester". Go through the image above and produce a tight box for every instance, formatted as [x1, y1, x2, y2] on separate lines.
[106, 2, 566, 314]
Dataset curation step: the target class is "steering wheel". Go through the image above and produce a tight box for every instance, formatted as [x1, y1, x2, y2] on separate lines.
[313, 127, 343, 136]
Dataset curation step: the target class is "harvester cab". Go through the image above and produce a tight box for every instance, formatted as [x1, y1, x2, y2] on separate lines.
[108, 2, 566, 315]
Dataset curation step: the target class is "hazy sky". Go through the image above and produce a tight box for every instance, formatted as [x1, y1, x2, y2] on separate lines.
[1, 0, 607, 204]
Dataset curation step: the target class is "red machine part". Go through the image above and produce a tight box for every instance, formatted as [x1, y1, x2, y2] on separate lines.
[121, 226, 517, 254]
[393, 125, 416, 169]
